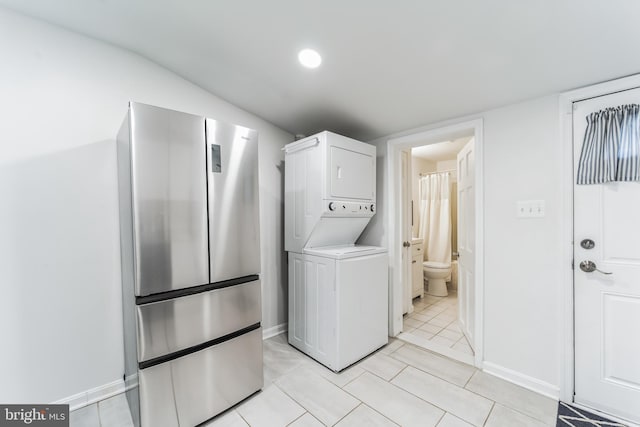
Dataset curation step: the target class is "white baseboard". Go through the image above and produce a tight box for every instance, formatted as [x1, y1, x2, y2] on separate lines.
[124, 373, 138, 392]
[482, 361, 560, 400]
[263, 322, 287, 340]
[53, 379, 125, 411]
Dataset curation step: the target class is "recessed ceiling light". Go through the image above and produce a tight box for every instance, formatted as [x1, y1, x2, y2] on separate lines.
[298, 49, 322, 69]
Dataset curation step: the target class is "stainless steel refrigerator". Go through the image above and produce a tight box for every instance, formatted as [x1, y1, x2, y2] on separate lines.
[117, 102, 263, 427]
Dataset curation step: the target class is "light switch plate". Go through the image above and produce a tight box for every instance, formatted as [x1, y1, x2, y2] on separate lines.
[517, 200, 545, 218]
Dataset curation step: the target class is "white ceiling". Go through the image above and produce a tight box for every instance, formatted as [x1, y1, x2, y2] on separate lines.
[2, 1, 640, 141]
[412, 137, 472, 162]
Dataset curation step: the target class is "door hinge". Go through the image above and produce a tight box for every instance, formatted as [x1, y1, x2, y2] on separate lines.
[571, 259, 574, 270]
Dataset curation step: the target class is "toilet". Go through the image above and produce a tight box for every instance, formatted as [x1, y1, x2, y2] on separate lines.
[423, 261, 452, 296]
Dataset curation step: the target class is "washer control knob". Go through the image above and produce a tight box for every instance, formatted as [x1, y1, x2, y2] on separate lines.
[329, 202, 337, 211]
[370, 204, 375, 212]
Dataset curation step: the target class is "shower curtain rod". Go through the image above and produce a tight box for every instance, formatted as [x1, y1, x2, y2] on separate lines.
[419, 169, 455, 177]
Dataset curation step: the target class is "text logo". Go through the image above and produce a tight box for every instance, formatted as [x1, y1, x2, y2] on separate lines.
[0, 405, 68, 426]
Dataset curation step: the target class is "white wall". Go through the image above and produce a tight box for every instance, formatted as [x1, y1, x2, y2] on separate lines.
[482, 96, 562, 391]
[0, 8, 292, 404]
[437, 159, 457, 172]
[361, 94, 563, 395]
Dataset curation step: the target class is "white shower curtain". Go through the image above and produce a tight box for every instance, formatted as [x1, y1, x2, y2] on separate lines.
[417, 172, 452, 264]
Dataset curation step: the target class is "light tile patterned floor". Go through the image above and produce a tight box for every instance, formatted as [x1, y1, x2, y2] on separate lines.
[403, 292, 474, 358]
[70, 334, 558, 426]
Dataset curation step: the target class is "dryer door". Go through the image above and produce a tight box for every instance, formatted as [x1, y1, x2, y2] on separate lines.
[329, 146, 374, 200]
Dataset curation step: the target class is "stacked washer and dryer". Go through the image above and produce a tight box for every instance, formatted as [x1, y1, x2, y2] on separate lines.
[284, 131, 388, 372]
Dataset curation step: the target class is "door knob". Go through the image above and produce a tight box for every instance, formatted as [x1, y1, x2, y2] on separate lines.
[403, 241, 410, 248]
[579, 260, 612, 275]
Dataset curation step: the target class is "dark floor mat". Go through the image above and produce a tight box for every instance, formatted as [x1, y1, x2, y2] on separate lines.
[557, 402, 627, 426]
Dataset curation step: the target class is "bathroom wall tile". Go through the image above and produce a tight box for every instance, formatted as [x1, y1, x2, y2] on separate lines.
[236, 385, 305, 427]
[344, 372, 443, 427]
[97, 394, 133, 427]
[335, 404, 399, 426]
[205, 410, 249, 427]
[437, 413, 475, 427]
[484, 404, 550, 427]
[391, 367, 493, 426]
[390, 344, 476, 386]
[288, 413, 325, 427]
[70, 404, 100, 427]
[275, 367, 360, 426]
[359, 353, 407, 381]
[465, 372, 557, 425]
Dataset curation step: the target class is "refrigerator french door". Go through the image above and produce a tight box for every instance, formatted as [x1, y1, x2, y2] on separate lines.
[117, 102, 263, 427]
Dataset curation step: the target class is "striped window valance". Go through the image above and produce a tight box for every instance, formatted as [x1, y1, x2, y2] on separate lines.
[576, 104, 640, 184]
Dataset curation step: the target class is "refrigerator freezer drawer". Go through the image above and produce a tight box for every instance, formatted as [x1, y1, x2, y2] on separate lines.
[138, 327, 263, 427]
[136, 279, 261, 362]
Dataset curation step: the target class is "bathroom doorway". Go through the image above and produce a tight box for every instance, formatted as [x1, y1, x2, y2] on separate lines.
[387, 119, 483, 367]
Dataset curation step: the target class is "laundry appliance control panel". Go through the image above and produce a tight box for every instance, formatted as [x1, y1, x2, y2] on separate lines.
[324, 200, 375, 217]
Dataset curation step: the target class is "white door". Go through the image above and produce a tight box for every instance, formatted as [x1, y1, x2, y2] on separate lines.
[457, 138, 475, 349]
[574, 89, 640, 424]
[401, 150, 413, 315]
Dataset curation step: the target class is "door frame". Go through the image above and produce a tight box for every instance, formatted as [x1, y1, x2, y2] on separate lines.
[387, 118, 484, 368]
[559, 73, 640, 403]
